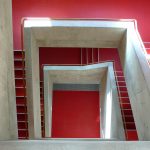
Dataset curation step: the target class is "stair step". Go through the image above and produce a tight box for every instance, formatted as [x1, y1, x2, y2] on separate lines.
[18, 130, 28, 139]
[126, 130, 138, 140]
[122, 109, 133, 116]
[17, 106, 27, 113]
[18, 122, 28, 129]
[16, 87, 26, 96]
[117, 81, 126, 86]
[118, 86, 127, 91]
[125, 122, 136, 130]
[15, 70, 25, 78]
[14, 50, 25, 59]
[119, 97, 130, 103]
[16, 97, 26, 105]
[119, 91, 129, 97]
[115, 71, 124, 76]
[15, 79, 25, 87]
[121, 103, 131, 109]
[14, 60, 25, 68]
[17, 114, 28, 122]
[124, 116, 134, 122]
[116, 76, 125, 82]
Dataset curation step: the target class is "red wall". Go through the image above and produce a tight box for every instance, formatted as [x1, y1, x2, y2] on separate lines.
[39, 47, 81, 65]
[12, 0, 150, 49]
[52, 91, 100, 138]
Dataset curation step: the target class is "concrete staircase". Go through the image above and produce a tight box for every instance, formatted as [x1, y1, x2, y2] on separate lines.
[81, 48, 138, 140]
[14, 48, 138, 140]
[14, 50, 28, 139]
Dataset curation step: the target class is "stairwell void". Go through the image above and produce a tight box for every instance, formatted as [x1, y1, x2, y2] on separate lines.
[23, 19, 150, 140]
[43, 63, 124, 140]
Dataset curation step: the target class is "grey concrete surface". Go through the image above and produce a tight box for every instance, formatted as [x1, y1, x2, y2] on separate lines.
[24, 29, 41, 139]
[118, 28, 150, 140]
[0, 0, 18, 140]
[0, 140, 150, 150]
[100, 64, 125, 140]
[44, 71, 53, 137]
[34, 27, 125, 48]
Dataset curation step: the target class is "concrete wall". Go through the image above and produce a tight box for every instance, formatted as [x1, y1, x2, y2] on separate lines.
[100, 70, 107, 138]
[0, 0, 18, 140]
[24, 20, 128, 139]
[100, 63, 125, 140]
[118, 29, 150, 140]
[25, 28, 41, 139]
[44, 71, 53, 137]
[0, 140, 150, 150]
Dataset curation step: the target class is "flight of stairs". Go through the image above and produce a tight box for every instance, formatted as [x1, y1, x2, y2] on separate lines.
[115, 70, 138, 140]
[40, 80, 45, 138]
[14, 48, 138, 140]
[14, 49, 45, 139]
[14, 50, 28, 139]
[80, 48, 138, 140]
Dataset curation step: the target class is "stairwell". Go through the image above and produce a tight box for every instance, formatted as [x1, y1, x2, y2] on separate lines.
[14, 48, 138, 140]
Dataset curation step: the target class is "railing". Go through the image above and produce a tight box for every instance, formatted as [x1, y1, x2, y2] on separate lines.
[143, 42, 150, 64]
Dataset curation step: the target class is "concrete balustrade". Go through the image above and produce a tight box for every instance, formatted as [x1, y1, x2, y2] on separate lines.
[24, 20, 126, 139]
[24, 19, 150, 140]
[118, 27, 150, 140]
[0, 140, 150, 150]
[100, 63, 125, 140]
